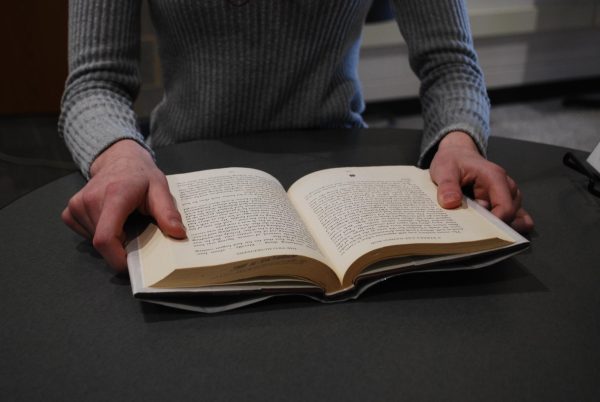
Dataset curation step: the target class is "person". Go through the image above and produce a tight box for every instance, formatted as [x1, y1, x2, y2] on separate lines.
[59, 0, 534, 271]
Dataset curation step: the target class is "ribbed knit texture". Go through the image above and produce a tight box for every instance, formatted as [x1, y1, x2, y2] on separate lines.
[59, 0, 490, 178]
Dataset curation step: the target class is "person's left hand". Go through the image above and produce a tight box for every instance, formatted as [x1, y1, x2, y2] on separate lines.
[429, 131, 534, 233]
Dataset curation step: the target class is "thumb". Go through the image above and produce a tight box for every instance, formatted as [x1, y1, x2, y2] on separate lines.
[146, 177, 187, 239]
[430, 161, 463, 209]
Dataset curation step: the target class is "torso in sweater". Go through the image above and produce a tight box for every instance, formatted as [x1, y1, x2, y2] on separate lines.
[147, 0, 370, 146]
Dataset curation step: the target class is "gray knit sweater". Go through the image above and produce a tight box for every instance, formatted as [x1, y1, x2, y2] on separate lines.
[60, 0, 490, 178]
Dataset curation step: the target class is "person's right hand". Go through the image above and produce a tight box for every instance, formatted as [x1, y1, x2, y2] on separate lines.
[61, 139, 187, 271]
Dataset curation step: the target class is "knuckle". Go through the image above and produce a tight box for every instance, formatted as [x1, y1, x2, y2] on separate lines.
[153, 172, 169, 186]
[104, 181, 125, 198]
[511, 184, 520, 198]
[67, 193, 83, 212]
[437, 178, 456, 186]
[92, 233, 111, 250]
[81, 188, 101, 208]
[491, 164, 507, 177]
[496, 210, 512, 222]
[505, 205, 518, 221]
[61, 209, 72, 225]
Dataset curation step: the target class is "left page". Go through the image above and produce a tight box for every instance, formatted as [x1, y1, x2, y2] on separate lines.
[137, 168, 334, 288]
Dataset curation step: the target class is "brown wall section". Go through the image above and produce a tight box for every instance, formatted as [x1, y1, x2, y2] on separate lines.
[0, 2, 68, 115]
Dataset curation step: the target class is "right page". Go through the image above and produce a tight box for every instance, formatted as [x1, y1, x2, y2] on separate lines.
[287, 166, 516, 286]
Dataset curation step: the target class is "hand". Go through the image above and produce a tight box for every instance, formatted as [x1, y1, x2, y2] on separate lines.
[61, 140, 187, 271]
[429, 131, 534, 233]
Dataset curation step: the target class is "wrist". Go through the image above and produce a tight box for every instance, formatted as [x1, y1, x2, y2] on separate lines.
[90, 139, 154, 177]
[438, 131, 479, 152]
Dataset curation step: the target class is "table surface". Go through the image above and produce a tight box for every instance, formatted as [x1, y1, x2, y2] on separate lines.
[1, 129, 599, 401]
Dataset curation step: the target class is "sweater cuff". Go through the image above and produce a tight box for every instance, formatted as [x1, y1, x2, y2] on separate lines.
[59, 91, 153, 179]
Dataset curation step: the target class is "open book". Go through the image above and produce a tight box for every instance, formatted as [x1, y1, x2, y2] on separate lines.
[127, 166, 529, 312]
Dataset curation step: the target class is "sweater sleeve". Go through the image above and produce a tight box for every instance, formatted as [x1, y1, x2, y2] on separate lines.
[391, 0, 490, 167]
[58, 0, 152, 179]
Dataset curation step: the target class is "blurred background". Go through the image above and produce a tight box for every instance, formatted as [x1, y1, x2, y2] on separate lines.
[1, 0, 599, 208]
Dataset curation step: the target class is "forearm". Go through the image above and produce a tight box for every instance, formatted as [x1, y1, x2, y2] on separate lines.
[59, 0, 150, 179]
[391, 0, 490, 166]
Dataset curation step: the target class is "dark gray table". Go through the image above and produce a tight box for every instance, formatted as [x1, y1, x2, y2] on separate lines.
[1, 129, 599, 401]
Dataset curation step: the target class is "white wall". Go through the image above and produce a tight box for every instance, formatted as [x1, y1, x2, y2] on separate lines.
[359, 0, 600, 101]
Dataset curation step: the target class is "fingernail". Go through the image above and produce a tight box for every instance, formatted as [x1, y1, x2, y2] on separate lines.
[171, 219, 186, 232]
[476, 199, 490, 209]
[442, 192, 460, 204]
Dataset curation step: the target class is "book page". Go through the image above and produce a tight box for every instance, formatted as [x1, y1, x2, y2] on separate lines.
[141, 168, 330, 287]
[287, 166, 514, 279]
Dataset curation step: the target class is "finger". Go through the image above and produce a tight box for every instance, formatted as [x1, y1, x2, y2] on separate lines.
[61, 207, 92, 239]
[93, 184, 142, 271]
[482, 169, 517, 223]
[510, 207, 535, 234]
[506, 176, 519, 199]
[430, 161, 463, 209]
[66, 193, 96, 236]
[81, 185, 105, 229]
[504, 175, 523, 216]
[476, 173, 524, 223]
[146, 177, 187, 239]
[513, 186, 522, 212]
